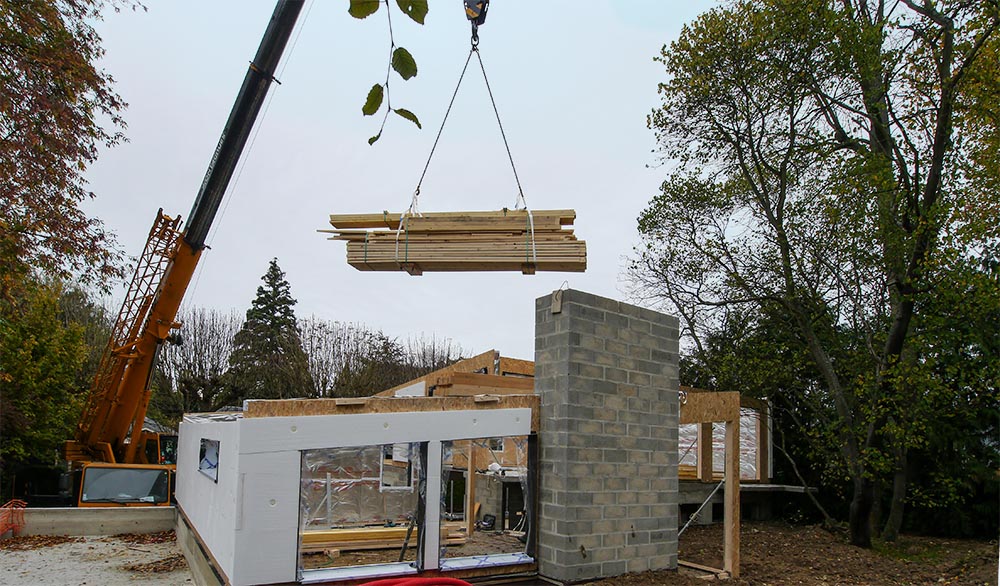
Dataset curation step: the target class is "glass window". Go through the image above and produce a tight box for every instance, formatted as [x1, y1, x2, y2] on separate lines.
[80, 467, 170, 504]
[199, 438, 220, 482]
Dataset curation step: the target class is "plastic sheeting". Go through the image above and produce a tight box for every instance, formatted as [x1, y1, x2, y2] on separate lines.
[182, 412, 241, 423]
[677, 408, 764, 480]
[297, 444, 423, 581]
[300, 444, 421, 530]
[439, 437, 529, 566]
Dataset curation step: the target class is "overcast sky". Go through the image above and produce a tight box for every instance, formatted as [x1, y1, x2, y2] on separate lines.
[84, 1, 717, 362]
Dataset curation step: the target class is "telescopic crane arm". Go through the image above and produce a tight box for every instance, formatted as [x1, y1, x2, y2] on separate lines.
[68, 0, 305, 467]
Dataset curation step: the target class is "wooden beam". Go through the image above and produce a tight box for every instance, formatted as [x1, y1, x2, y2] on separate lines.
[723, 418, 741, 578]
[697, 422, 713, 482]
[756, 403, 769, 482]
[434, 372, 535, 391]
[466, 449, 477, 535]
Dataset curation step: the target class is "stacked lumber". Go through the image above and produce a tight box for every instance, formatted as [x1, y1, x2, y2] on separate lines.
[300, 522, 468, 554]
[324, 209, 586, 275]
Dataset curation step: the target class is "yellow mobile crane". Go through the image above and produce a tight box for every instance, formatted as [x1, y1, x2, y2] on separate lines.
[61, 0, 305, 507]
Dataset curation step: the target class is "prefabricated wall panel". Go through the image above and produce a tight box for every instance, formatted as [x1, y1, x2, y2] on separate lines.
[177, 408, 533, 586]
[176, 416, 241, 582]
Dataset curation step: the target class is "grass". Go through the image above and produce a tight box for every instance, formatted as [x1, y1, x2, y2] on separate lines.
[873, 536, 948, 563]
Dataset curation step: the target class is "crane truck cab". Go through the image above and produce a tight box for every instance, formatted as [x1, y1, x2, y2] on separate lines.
[75, 462, 173, 507]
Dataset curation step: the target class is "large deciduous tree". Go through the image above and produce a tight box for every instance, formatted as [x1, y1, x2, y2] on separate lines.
[0, 280, 88, 468]
[631, 0, 998, 546]
[224, 259, 313, 404]
[151, 306, 242, 423]
[0, 0, 138, 295]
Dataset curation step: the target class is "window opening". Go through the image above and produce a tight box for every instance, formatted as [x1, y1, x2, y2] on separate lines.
[198, 439, 220, 483]
[438, 436, 534, 571]
[298, 444, 422, 582]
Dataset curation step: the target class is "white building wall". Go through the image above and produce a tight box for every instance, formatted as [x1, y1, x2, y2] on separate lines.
[176, 417, 241, 583]
[180, 408, 532, 586]
[232, 451, 302, 586]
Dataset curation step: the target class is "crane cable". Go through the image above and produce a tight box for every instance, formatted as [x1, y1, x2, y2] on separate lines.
[396, 10, 536, 267]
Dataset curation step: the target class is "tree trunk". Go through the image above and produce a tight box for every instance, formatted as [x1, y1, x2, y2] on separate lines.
[870, 480, 883, 538]
[881, 447, 908, 541]
[849, 476, 874, 547]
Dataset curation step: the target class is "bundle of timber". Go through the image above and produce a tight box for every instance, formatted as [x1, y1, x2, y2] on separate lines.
[324, 209, 586, 275]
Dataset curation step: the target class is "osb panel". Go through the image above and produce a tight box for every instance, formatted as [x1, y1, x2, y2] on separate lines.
[498, 357, 535, 377]
[682, 385, 767, 414]
[244, 395, 540, 432]
[680, 391, 740, 424]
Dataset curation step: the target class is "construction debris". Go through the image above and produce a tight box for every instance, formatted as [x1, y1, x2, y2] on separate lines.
[123, 553, 188, 574]
[324, 209, 586, 275]
[0, 535, 83, 551]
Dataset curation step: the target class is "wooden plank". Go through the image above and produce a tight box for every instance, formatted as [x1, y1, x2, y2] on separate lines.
[243, 395, 541, 433]
[466, 447, 477, 535]
[347, 259, 587, 274]
[724, 418, 741, 578]
[302, 527, 412, 543]
[698, 422, 713, 482]
[678, 559, 727, 575]
[334, 398, 367, 406]
[404, 215, 565, 233]
[756, 403, 769, 482]
[434, 385, 535, 397]
[680, 391, 740, 424]
[329, 209, 576, 229]
[435, 372, 535, 391]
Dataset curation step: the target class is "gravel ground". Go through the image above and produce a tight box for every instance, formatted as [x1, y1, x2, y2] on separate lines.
[2, 523, 995, 586]
[0, 532, 193, 586]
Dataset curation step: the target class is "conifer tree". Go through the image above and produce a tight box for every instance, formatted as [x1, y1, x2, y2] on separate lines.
[224, 259, 313, 404]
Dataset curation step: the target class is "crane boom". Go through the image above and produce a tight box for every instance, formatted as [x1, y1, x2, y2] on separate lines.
[65, 1, 305, 502]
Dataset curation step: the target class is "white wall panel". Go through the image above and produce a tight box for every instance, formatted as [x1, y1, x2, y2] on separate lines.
[176, 419, 241, 582]
[238, 409, 532, 454]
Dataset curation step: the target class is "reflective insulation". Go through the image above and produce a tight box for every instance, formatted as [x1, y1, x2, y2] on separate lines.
[677, 409, 763, 480]
[439, 437, 532, 569]
[298, 444, 422, 576]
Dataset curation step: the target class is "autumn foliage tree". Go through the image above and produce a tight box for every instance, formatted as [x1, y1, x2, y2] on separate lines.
[0, 0, 141, 296]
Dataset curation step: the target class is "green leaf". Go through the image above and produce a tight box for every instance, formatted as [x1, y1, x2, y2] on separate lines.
[362, 84, 384, 116]
[348, 0, 381, 19]
[393, 108, 422, 129]
[368, 132, 382, 146]
[395, 0, 428, 24]
[391, 47, 418, 80]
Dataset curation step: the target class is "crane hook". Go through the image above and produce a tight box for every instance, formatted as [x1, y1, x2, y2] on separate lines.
[464, 0, 489, 47]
